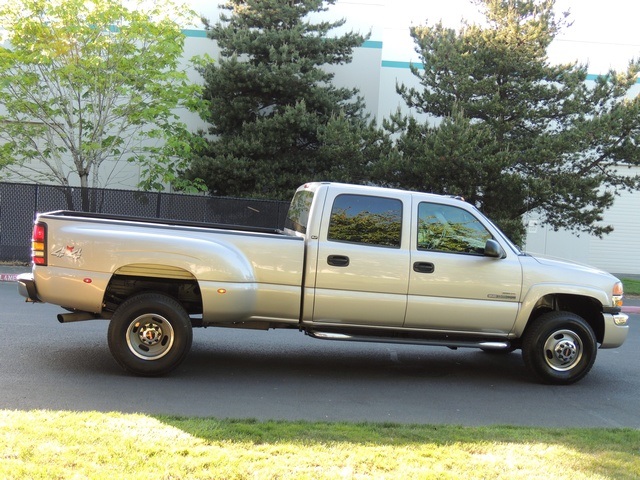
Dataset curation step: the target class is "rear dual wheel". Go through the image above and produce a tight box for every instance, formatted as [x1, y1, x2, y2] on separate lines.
[108, 293, 192, 376]
[522, 311, 597, 385]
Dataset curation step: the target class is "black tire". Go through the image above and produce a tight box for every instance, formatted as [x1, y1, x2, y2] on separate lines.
[522, 311, 597, 385]
[108, 293, 193, 376]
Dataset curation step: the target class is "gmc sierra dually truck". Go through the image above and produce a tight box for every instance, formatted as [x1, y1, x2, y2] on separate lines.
[18, 182, 629, 384]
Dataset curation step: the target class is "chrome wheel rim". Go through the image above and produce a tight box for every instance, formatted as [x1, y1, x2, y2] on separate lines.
[126, 314, 175, 361]
[543, 329, 583, 372]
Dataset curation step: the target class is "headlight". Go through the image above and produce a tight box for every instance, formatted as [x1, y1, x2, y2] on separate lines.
[612, 281, 624, 307]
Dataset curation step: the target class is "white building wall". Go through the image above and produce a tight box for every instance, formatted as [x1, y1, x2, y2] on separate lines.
[588, 189, 640, 273]
[525, 186, 640, 275]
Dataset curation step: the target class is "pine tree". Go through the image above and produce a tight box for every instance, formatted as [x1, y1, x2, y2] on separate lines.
[376, 0, 640, 244]
[190, 0, 378, 199]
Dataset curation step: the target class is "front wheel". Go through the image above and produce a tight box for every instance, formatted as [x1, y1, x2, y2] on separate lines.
[522, 311, 597, 385]
[108, 293, 193, 376]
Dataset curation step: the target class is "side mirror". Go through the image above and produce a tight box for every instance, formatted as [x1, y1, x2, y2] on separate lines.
[484, 239, 506, 259]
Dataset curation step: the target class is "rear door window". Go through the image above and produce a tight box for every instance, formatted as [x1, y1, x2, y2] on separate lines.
[328, 194, 402, 248]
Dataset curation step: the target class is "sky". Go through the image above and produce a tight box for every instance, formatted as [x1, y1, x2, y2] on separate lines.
[341, 0, 640, 74]
[187, 0, 640, 75]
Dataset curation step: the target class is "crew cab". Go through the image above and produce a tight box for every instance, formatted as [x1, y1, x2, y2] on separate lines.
[18, 182, 629, 384]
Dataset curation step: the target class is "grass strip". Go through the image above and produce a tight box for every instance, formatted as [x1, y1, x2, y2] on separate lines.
[622, 278, 640, 296]
[1, 410, 639, 479]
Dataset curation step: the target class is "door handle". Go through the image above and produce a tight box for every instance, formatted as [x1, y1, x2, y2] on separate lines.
[327, 255, 350, 267]
[413, 262, 435, 274]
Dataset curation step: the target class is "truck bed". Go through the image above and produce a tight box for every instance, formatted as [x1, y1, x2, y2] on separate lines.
[42, 210, 284, 235]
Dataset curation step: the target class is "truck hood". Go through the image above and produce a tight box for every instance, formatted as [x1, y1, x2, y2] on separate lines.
[527, 253, 619, 280]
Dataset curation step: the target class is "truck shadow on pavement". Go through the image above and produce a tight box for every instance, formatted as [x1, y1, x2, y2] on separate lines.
[33, 330, 530, 385]
[178, 334, 530, 385]
[30, 326, 540, 385]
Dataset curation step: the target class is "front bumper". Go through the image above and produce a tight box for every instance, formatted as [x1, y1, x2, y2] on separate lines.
[17, 272, 40, 303]
[600, 311, 629, 348]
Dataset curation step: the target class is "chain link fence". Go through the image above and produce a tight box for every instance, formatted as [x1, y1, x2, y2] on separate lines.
[0, 182, 290, 263]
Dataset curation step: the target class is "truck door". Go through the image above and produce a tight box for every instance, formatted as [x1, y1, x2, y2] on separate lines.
[405, 199, 522, 333]
[311, 191, 411, 327]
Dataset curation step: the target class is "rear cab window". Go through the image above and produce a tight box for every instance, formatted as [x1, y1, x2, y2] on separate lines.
[285, 189, 315, 234]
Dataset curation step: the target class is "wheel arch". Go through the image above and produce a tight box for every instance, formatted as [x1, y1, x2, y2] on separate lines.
[521, 293, 605, 344]
[102, 264, 203, 316]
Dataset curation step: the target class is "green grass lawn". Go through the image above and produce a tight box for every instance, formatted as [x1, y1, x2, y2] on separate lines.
[622, 278, 640, 296]
[1, 410, 638, 479]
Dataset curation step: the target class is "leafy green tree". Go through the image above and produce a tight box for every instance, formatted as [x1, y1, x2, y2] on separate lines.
[376, 0, 640, 245]
[0, 0, 205, 210]
[189, 0, 380, 199]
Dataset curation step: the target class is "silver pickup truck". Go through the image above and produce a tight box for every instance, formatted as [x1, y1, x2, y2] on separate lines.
[18, 182, 629, 384]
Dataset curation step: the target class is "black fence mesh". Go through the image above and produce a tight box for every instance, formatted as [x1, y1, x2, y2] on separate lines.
[0, 182, 290, 263]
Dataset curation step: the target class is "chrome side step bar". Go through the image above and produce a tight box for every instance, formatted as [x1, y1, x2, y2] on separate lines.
[306, 330, 511, 350]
